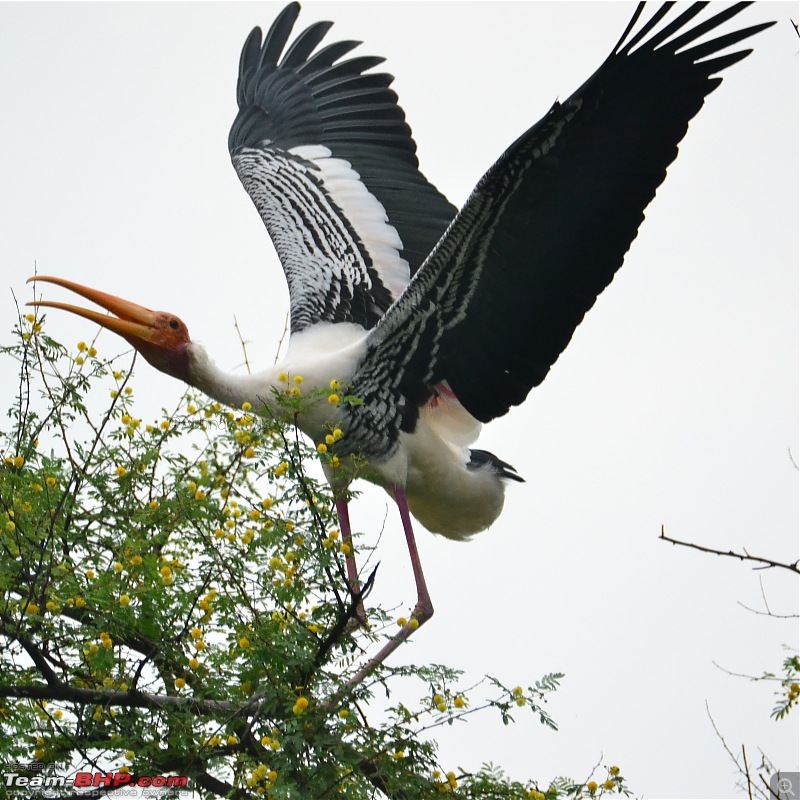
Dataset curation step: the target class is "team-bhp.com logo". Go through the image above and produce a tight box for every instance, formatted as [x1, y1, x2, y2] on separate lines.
[3, 763, 189, 794]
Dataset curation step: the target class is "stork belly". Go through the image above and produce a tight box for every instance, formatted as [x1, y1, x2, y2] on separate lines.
[403, 438, 506, 540]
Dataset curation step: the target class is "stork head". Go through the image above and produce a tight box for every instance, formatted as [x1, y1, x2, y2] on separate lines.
[27, 275, 192, 382]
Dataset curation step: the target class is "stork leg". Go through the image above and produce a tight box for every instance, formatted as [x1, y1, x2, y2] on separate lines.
[340, 486, 434, 692]
[335, 497, 367, 624]
[392, 485, 434, 627]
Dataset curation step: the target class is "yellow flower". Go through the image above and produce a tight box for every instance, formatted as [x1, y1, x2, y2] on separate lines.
[609, 766, 620, 777]
[45, 476, 57, 489]
[339, 543, 351, 556]
[24, 313, 36, 323]
[338, 709, 349, 719]
[77, 341, 88, 352]
[317, 443, 327, 453]
[74, 597, 85, 608]
[453, 696, 465, 708]
[160, 420, 170, 430]
[604, 780, 615, 790]
[115, 466, 126, 477]
[332, 428, 344, 440]
[292, 696, 309, 714]
[239, 637, 250, 649]
[175, 678, 186, 690]
[293, 375, 304, 385]
[88, 347, 97, 357]
[12, 455, 24, 468]
[194, 490, 206, 501]
[113, 562, 123, 572]
[277, 372, 288, 383]
[148, 500, 159, 509]
[587, 781, 598, 793]
[85, 569, 95, 579]
[125, 750, 135, 760]
[226, 735, 237, 746]
[189, 658, 200, 669]
[24, 602, 39, 616]
[325, 434, 335, 445]
[190, 627, 203, 640]
[244, 447, 256, 458]
[75, 356, 85, 365]
[408, 618, 419, 630]
[328, 393, 340, 405]
[130, 555, 143, 566]
[512, 686, 523, 697]
[159, 566, 172, 578]
[329, 379, 341, 390]
[393, 751, 405, 759]
[119, 595, 131, 606]
[4, 521, 15, 532]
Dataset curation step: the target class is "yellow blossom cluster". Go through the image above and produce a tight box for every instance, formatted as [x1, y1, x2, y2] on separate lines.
[84, 631, 113, 659]
[322, 529, 339, 549]
[292, 696, 309, 715]
[247, 764, 278, 789]
[432, 770, 459, 793]
[260, 732, 281, 750]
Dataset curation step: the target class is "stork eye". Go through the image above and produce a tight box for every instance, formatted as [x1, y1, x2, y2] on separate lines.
[169, 319, 179, 330]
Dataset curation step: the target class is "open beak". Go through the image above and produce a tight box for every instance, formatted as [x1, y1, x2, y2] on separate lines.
[27, 275, 159, 344]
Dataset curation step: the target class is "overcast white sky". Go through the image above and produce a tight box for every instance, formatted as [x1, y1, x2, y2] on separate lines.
[0, 2, 797, 798]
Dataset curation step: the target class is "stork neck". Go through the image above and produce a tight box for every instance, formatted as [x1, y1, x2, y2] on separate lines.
[185, 343, 282, 412]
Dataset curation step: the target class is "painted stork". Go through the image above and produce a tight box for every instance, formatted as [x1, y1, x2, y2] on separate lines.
[29, 2, 774, 674]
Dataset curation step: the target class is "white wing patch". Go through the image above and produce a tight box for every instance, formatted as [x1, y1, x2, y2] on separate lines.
[289, 144, 410, 300]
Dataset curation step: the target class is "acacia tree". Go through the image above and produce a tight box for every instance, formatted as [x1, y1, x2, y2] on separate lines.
[0, 313, 629, 800]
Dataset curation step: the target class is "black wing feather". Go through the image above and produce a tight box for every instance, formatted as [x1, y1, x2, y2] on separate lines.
[229, 3, 457, 332]
[345, 2, 774, 460]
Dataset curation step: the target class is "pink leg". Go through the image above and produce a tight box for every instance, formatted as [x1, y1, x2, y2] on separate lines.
[392, 486, 434, 625]
[335, 497, 366, 623]
[339, 486, 434, 691]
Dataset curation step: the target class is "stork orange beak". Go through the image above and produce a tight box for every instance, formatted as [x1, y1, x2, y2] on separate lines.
[27, 275, 192, 379]
[27, 275, 166, 342]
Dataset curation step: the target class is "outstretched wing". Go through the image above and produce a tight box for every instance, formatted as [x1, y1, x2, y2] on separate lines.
[343, 2, 774, 461]
[229, 2, 457, 334]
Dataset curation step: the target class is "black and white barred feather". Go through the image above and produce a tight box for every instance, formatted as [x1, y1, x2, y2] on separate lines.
[229, 2, 457, 334]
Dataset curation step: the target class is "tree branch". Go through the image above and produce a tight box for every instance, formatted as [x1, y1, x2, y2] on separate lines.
[660, 527, 799, 574]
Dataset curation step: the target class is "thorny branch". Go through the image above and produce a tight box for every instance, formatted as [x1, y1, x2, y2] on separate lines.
[660, 527, 799, 574]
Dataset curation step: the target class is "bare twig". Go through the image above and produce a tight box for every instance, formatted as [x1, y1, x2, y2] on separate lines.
[660, 527, 799, 574]
[737, 601, 798, 619]
[273, 312, 290, 364]
[743, 744, 753, 800]
[233, 315, 251, 374]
